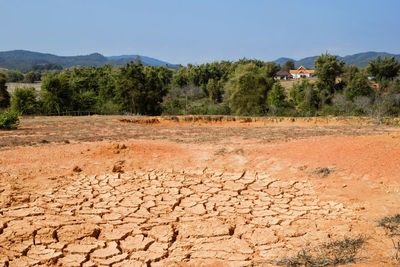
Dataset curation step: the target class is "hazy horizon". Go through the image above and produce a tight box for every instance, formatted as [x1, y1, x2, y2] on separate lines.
[1, 0, 399, 65]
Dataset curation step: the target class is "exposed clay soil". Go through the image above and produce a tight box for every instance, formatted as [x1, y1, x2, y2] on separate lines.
[1, 116, 400, 266]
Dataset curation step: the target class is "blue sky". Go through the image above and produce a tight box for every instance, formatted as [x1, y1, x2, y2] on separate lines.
[0, 0, 399, 64]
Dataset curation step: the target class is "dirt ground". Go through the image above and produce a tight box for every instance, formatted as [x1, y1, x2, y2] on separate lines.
[1, 115, 400, 266]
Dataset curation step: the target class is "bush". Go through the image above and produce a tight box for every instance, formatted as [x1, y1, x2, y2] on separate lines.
[11, 87, 40, 115]
[0, 73, 10, 109]
[0, 109, 20, 129]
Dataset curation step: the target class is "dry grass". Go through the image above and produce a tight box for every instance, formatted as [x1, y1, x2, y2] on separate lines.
[275, 236, 366, 266]
[279, 78, 318, 91]
[378, 214, 400, 262]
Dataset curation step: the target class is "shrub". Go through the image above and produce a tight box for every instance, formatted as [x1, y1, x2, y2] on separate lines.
[11, 87, 40, 115]
[0, 73, 10, 109]
[0, 109, 20, 129]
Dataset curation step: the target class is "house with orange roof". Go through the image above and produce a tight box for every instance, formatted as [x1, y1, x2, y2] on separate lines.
[290, 66, 315, 79]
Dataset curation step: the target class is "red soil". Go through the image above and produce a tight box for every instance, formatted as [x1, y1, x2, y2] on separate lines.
[0, 116, 399, 266]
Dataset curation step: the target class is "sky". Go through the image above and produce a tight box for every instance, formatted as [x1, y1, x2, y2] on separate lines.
[0, 0, 399, 65]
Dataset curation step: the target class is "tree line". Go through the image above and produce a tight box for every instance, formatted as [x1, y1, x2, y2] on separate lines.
[1, 54, 400, 121]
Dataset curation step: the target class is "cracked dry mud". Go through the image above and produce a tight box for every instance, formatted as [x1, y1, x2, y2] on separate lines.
[0, 169, 354, 266]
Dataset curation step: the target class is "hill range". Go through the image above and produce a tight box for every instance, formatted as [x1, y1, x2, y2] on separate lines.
[274, 51, 400, 69]
[0, 50, 180, 71]
[0, 50, 399, 71]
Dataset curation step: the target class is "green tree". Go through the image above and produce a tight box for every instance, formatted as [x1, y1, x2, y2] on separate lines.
[225, 63, 275, 115]
[97, 64, 118, 112]
[281, 61, 295, 72]
[341, 65, 359, 85]
[0, 73, 10, 109]
[5, 70, 24, 82]
[367, 56, 400, 88]
[142, 66, 168, 115]
[114, 63, 168, 115]
[67, 67, 99, 111]
[289, 79, 319, 115]
[206, 78, 224, 103]
[314, 53, 344, 93]
[10, 87, 39, 115]
[172, 67, 189, 88]
[267, 83, 287, 108]
[40, 73, 72, 113]
[314, 53, 344, 106]
[343, 70, 373, 100]
[114, 63, 146, 113]
[263, 62, 280, 78]
[24, 71, 41, 83]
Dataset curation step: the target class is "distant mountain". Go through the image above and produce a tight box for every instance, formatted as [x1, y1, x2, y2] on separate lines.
[107, 55, 179, 69]
[275, 51, 400, 69]
[274, 57, 294, 65]
[0, 50, 179, 71]
[342, 52, 400, 68]
[1, 50, 399, 72]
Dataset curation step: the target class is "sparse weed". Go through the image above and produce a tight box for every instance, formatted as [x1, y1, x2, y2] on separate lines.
[275, 236, 366, 267]
[312, 167, 333, 178]
[232, 148, 244, 155]
[214, 147, 244, 156]
[214, 148, 227, 155]
[378, 214, 400, 262]
[391, 239, 400, 262]
[378, 214, 400, 235]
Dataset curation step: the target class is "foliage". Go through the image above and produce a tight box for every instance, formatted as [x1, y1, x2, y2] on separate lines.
[281, 60, 295, 72]
[343, 70, 373, 100]
[24, 71, 41, 83]
[290, 79, 319, 115]
[5, 70, 24, 82]
[0, 73, 10, 109]
[206, 78, 224, 103]
[3, 55, 396, 118]
[114, 63, 169, 115]
[314, 53, 345, 95]
[367, 56, 400, 86]
[267, 83, 287, 115]
[10, 87, 39, 115]
[225, 63, 275, 115]
[0, 109, 19, 129]
[40, 72, 72, 113]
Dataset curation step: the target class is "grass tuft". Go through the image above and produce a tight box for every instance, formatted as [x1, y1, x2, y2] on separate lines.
[378, 214, 400, 235]
[312, 167, 332, 178]
[275, 236, 366, 267]
[378, 214, 400, 262]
